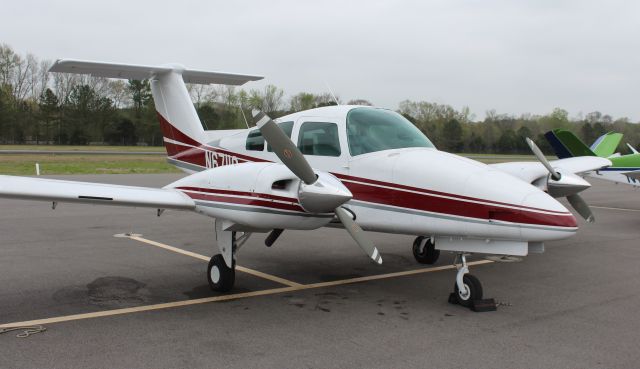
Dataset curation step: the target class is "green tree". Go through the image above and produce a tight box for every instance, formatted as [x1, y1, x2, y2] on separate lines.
[38, 88, 59, 144]
[441, 119, 463, 152]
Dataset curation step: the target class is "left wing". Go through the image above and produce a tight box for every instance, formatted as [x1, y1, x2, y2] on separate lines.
[491, 156, 612, 184]
[0, 175, 195, 210]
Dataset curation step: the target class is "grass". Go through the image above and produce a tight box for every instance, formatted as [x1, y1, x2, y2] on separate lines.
[0, 147, 547, 176]
[0, 145, 165, 152]
[0, 154, 180, 175]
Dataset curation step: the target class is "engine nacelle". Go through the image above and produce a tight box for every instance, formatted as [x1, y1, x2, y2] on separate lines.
[165, 162, 338, 230]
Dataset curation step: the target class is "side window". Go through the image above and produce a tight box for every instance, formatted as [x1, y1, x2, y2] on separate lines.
[245, 129, 265, 151]
[267, 121, 294, 152]
[297, 122, 341, 157]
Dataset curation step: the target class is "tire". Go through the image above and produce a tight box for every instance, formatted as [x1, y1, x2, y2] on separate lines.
[412, 236, 440, 264]
[454, 274, 483, 307]
[207, 254, 235, 292]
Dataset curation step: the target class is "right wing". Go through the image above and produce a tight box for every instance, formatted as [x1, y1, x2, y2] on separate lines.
[490, 156, 612, 184]
[0, 175, 195, 210]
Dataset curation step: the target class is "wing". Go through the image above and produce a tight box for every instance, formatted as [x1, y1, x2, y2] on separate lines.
[623, 170, 640, 180]
[0, 175, 195, 210]
[490, 156, 612, 184]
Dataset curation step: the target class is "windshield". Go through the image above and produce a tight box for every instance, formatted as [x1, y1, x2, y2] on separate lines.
[346, 108, 435, 156]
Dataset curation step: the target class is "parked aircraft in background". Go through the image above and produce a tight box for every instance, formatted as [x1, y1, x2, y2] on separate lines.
[546, 129, 640, 186]
[0, 60, 610, 308]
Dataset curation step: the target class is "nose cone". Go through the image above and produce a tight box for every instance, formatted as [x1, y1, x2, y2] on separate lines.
[472, 168, 578, 232]
[521, 191, 578, 228]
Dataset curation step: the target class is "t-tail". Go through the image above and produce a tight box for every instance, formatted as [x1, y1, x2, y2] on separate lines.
[49, 60, 263, 170]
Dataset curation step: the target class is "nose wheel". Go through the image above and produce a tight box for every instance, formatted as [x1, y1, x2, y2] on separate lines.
[453, 273, 483, 307]
[412, 236, 440, 264]
[448, 253, 495, 311]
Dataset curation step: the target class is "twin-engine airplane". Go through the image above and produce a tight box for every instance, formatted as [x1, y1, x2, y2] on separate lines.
[0, 60, 611, 307]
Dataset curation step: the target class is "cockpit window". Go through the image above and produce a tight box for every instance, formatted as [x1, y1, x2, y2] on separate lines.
[347, 108, 435, 156]
[297, 122, 341, 157]
[245, 129, 265, 151]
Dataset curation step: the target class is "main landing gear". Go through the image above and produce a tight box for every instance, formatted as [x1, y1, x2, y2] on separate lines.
[208, 220, 252, 292]
[208, 254, 235, 292]
[412, 236, 440, 264]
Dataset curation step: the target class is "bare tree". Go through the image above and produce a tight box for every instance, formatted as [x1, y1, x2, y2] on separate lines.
[347, 99, 372, 106]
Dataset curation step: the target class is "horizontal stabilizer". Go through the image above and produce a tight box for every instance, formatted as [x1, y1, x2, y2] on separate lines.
[0, 175, 195, 210]
[50, 59, 264, 85]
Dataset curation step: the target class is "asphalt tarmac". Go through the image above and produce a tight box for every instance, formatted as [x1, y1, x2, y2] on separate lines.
[1, 174, 639, 369]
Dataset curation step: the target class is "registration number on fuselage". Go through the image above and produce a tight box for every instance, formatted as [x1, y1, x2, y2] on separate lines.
[205, 150, 240, 168]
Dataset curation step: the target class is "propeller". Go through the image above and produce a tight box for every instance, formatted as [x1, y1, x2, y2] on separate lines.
[526, 138, 595, 223]
[252, 109, 382, 264]
[526, 138, 560, 181]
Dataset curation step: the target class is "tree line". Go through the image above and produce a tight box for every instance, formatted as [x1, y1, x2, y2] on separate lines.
[1, 43, 638, 154]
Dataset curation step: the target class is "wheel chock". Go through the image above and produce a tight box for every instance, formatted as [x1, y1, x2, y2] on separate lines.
[471, 299, 497, 312]
[448, 293, 497, 312]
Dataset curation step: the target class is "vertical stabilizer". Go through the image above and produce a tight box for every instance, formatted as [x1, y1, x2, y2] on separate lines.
[590, 132, 623, 157]
[544, 130, 596, 159]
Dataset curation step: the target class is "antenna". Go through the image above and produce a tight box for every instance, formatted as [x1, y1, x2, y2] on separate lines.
[239, 102, 250, 129]
[324, 81, 340, 105]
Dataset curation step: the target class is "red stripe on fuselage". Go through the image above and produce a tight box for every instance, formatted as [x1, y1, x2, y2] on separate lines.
[344, 181, 576, 228]
[333, 173, 568, 215]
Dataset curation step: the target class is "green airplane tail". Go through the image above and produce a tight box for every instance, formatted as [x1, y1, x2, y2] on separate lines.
[590, 132, 623, 157]
[544, 129, 596, 158]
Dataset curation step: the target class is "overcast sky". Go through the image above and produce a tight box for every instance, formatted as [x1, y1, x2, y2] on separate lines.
[2, 0, 639, 120]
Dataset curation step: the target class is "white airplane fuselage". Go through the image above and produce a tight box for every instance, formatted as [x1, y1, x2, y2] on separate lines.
[160, 105, 578, 256]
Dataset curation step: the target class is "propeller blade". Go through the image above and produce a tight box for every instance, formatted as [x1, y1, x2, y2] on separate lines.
[526, 137, 560, 181]
[252, 109, 317, 185]
[567, 194, 595, 223]
[335, 207, 382, 264]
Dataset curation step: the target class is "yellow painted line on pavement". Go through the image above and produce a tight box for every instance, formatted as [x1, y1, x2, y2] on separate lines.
[127, 235, 303, 287]
[0, 260, 492, 329]
[591, 205, 640, 213]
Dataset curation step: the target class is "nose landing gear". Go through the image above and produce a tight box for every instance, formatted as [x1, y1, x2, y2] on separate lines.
[448, 253, 496, 312]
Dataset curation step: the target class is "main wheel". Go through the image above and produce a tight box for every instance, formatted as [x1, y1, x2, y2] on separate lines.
[412, 236, 440, 264]
[454, 274, 483, 307]
[207, 254, 235, 292]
